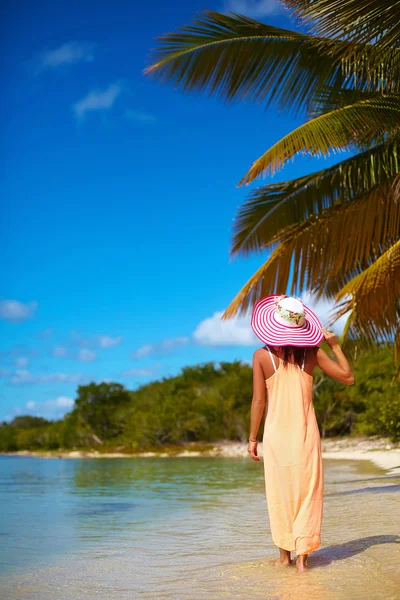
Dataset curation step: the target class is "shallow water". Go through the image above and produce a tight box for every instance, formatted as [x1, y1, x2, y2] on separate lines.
[0, 455, 399, 599]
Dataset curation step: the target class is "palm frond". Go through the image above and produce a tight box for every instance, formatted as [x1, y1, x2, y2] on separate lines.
[335, 238, 400, 327]
[284, 0, 400, 59]
[239, 96, 400, 183]
[222, 253, 279, 319]
[329, 238, 400, 359]
[147, 7, 400, 358]
[232, 138, 400, 255]
[393, 172, 400, 201]
[223, 182, 400, 318]
[309, 86, 380, 116]
[332, 307, 394, 360]
[145, 11, 399, 117]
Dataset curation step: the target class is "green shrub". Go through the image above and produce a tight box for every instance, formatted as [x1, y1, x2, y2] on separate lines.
[2, 348, 399, 450]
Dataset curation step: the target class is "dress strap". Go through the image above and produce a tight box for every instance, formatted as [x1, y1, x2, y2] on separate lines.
[265, 345, 277, 372]
[301, 348, 306, 371]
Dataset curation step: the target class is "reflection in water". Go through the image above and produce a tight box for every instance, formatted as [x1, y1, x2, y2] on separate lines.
[0, 456, 399, 600]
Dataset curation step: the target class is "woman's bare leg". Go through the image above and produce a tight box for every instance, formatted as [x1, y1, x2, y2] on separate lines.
[271, 548, 291, 566]
[295, 553, 308, 572]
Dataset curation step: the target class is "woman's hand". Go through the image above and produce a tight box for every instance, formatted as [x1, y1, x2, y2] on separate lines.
[321, 328, 339, 349]
[317, 331, 355, 385]
[247, 440, 260, 462]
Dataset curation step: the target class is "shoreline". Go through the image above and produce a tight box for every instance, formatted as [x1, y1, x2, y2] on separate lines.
[2, 436, 400, 473]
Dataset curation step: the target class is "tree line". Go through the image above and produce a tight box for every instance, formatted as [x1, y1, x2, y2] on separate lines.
[1, 344, 399, 453]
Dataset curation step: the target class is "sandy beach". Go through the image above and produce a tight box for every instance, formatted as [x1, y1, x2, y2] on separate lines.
[215, 436, 400, 474]
[4, 436, 400, 473]
[320, 436, 400, 474]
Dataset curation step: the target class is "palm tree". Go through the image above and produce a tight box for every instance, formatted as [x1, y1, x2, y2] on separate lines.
[145, 1, 400, 358]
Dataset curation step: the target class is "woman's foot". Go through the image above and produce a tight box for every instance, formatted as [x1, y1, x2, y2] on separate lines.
[271, 557, 291, 566]
[295, 554, 308, 572]
[271, 549, 291, 566]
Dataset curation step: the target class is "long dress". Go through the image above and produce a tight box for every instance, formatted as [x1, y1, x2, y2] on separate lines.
[262, 345, 324, 555]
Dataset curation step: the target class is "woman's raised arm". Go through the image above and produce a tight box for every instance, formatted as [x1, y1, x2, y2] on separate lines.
[316, 329, 355, 385]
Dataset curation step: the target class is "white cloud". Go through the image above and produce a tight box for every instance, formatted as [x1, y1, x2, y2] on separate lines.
[15, 357, 29, 367]
[301, 292, 350, 335]
[73, 83, 122, 119]
[133, 344, 153, 359]
[222, 0, 284, 17]
[129, 296, 348, 359]
[132, 337, 189, 359]
[38, 41, 95, 70]
[10, 370, 86, 386]
[161, 337, 189, 350]
[125, 109, 157, 124]
[2, 406, 22, 422]
[0, 299, 38, 323]
[121, 367, 157, 377]
[97, 335, 123, 349]
[193, 312, 258, 347]
[70, 331, 122, 349]
[77, 348, 97, 362]
[25, 396, 74, 419]
[0, 346, 39, 370]
[51, 335, 120, 360]
[56, 396, 75, 408]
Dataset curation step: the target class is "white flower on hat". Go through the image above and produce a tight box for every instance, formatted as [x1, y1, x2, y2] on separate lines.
[275, 296, 306, 328]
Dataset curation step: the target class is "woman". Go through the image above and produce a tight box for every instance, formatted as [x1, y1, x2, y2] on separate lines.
[248, 295, 354, 572]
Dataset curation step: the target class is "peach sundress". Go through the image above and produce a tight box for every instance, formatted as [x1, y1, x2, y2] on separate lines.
[262, 345, 324, 555]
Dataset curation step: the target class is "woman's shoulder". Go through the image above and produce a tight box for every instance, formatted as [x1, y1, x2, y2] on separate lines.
[253, 346, 267, 360]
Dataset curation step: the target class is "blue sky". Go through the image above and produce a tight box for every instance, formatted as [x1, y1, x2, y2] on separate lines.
[1, 0, 344, 421]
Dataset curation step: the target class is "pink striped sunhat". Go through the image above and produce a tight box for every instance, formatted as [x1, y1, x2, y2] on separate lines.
[251, 294, 324, 347]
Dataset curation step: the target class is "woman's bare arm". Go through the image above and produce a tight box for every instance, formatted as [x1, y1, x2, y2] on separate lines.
[248, 350, 266, 461]
[317, 329, 355, 385]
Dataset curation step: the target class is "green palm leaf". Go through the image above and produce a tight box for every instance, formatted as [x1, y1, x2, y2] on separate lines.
[145, 11, 399, 117]
[335, 238, 400, 322]
[147, 7, 400, 358]
[232, 138, 400, 255]
[284, 0, 400, 58]
[239, 95, 400, 183]
[331, 239, 400, 355]
[224, 182, 400, 318]
[309, 86, 380, 116]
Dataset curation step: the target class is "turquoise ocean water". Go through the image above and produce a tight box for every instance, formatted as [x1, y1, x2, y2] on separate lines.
[0, 455, 399, 599]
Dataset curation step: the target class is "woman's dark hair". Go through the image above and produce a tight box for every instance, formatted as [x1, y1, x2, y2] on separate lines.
[272, 345, 318, 367]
